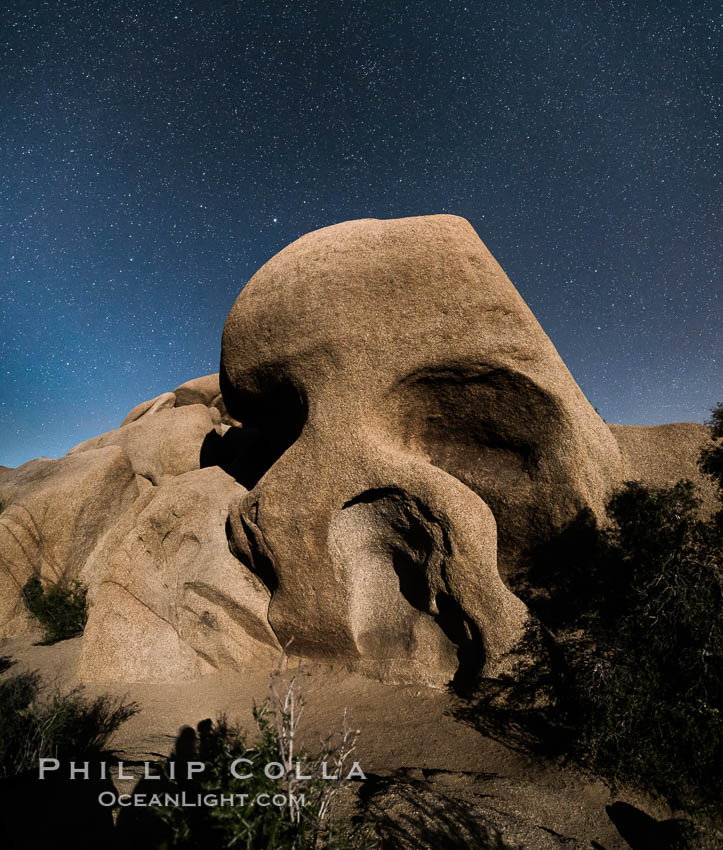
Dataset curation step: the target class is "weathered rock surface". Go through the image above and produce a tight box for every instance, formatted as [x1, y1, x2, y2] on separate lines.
[610, 422, 718, 514]
[0, 448, 138, 637]
[78, 466, 280, 683]
[173, 373, 239, 426]
[120, 391, 177, 426]
[118, 374, 238, 430]
[172, 373, 221, 407]
[70, 404, 221, 485]
[220, 215, 624, 683]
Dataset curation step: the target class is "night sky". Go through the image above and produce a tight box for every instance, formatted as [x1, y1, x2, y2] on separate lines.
[1, 1, 719, 468]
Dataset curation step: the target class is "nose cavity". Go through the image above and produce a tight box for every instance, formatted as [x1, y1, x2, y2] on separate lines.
[341, 488, 446, 612]
[330, 487, 485, 688]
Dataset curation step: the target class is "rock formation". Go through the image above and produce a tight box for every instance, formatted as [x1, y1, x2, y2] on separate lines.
[0, 448, 139, 637]
[78, 466, 279, 682]
[0, 215, 714, 685]
[220, 215, 626, 684]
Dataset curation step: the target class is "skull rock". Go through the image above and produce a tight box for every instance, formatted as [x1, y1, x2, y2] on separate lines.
[220, 215, 622, 686]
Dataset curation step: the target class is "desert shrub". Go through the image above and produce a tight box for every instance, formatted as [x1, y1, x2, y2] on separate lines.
[563, 480, 723, 811]
[699, 401, 723, 504]
[130, 674, 377, 849]
[464, 469, 723, 814]
[0, 656, 138, 779]
[0, 660, 42, 778]
[22, 575, 88, 643]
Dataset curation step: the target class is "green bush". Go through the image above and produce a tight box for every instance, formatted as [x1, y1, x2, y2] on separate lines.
[0, 656, 138, 779]
[463, 418, 723, 815]
[699, 401, 723, 505]
[564, 480, 722, 811]
[128, 675, 377, 849]
[22, 575, 88, 643]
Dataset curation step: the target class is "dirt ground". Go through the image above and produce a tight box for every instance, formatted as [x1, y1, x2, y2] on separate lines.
[0, 635, 706, 849]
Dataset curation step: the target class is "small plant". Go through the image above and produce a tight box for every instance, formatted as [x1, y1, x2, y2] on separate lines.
[699, 401, 723, 510]
[0, 656, 138, 779]
[134, 671, 378, 849]
[22, 575, 88, 643]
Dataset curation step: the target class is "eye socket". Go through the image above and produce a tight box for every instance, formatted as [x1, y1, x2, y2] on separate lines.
[390, 366, 567, 576]
[393, 367, 560, 483]
[234, 378, 306, 431]
[220, 372, 307, 489]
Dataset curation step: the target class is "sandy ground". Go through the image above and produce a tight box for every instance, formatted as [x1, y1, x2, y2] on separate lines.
[1, 634, 688, 849]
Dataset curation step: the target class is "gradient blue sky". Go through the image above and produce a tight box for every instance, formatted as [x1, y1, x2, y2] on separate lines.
[1, 0, 720, 468]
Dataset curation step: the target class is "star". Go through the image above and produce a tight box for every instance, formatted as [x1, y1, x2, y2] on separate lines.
[0, 1, 717, 466]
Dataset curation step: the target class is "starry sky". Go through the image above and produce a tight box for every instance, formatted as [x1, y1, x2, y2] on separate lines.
[1, 0, 719, 468]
